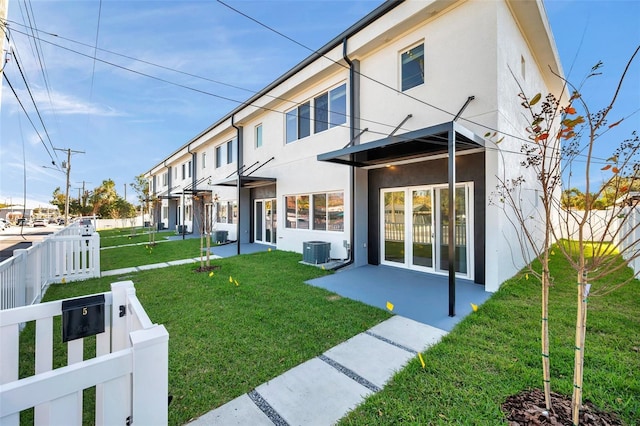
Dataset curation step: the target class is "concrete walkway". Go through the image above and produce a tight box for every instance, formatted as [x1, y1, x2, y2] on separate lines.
[187, 315, 448, 426]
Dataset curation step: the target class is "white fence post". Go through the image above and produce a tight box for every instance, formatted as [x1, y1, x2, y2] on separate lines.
[14, 249, 28, 309]
[131, 325, 169, 425]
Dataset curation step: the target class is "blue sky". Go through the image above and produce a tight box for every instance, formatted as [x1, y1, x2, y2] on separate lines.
[1, 0, 639, 208]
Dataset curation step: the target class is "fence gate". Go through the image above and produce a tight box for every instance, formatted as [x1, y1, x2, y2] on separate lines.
[0, 281, 168, 425]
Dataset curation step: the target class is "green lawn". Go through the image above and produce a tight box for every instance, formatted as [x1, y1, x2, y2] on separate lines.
[99, 236, 208, 270]
[19, 250, 391, 425]
[340, 253, 640, 424]
[99, 229, 175, 248]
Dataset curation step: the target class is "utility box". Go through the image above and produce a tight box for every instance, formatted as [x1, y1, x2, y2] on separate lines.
[303, 241, 331, 264]
[214, 230, 228, 243]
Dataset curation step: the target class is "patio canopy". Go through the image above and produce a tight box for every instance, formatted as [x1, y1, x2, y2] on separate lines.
[317, 121, 484, 168]
[210, 175, 276, 189]
[318, 120, 486, 317]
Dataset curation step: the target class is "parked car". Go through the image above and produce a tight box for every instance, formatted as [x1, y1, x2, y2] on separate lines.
[16, 218, 27, 226]
[0, 221, 5, 231]
[32, 219, 46, 227]
[0, 218, 10, 228]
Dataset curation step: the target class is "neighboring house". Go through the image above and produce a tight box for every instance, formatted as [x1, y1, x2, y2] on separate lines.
[145, 0, 564, 294]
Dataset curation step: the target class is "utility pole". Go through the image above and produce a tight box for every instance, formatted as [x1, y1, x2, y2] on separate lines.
[54, 147, 85, 224]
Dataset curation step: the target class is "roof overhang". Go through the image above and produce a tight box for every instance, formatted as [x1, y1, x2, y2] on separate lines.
[211, 176, 277, 189]
[318, 121, 485, 168]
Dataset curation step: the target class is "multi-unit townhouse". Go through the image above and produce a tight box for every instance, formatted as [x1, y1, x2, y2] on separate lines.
[145, 0, 564, 295]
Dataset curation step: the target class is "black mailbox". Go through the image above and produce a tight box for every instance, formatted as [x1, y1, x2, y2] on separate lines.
[62, 294, 105, 342]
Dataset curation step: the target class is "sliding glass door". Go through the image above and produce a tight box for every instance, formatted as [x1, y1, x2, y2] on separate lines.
[381, 184, 471, 278]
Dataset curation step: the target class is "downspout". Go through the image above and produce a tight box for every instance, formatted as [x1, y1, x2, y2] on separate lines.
[332, 37, 356, 270]
[231, 115, 242, 255]
[182, 143, 194, 240]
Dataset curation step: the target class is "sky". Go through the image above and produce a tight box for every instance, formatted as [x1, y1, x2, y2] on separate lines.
[1, 0, 639, 208]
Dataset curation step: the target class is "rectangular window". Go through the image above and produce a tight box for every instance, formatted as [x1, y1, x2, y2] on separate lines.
[215, 146, 222, 168]
[286, 196, 297, 229]
[255, 124, 263, 148]
[313, 194, 327, 231]
[174, 167, 177, 180]
[314, 93, 328, 133]
[285, 192, 342, 231]
[401, 43, 424, 91]
[182, 164, 186, 180]
[297, 195, 309, 229]
[227, 140, 233, 164]
[188, 161, 192, 178]
[329, 84, 346, 127]
[286, 101, 311, 143]
[162, 173, 167, 186]
[202, 152, 206, 168]
[162, 206, 168, 220]
[217, 202, 227, 223]
[328, 192, 344, 231]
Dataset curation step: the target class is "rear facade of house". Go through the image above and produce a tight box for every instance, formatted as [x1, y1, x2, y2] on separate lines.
[145, 0, 563, 293]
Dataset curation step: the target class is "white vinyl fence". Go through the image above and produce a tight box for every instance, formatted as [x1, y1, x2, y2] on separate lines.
[0, 222, 100, 310]
[559, 207, 640, 274]
[0, 281, 169, 425]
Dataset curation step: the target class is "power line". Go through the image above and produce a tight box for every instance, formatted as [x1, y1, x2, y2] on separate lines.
[2, 72, 57, 165]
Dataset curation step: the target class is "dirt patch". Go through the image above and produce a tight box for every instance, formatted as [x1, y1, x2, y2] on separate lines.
[326, 295, 342, 301]
[194, 265, 221, 273]
[502, 389, 622, 425]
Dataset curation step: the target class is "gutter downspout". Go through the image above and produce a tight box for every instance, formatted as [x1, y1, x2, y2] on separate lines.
[333, 37, 356, 270]
[182, 143, 194, 240]
[231, 115, 242, 256]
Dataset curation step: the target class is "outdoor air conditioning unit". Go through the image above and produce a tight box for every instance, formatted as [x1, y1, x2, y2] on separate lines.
[303, 241, 331, 264]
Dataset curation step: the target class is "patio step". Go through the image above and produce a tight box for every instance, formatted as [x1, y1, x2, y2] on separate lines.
[187, 316, 447, 425]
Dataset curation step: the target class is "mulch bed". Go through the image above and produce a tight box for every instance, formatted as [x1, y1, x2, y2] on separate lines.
[502, 389, 623, 425]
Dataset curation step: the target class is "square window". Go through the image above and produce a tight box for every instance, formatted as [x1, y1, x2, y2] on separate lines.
[401, 44, 424, 91]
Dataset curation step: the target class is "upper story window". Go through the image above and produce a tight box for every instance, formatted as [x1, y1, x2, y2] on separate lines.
[202, 152, 207, 169]
[181, 163, 186, 180]
[215, 146, 222, 168]
[227, 139, 234, 164]
[315, 84, 347, 133]
[286, 83, 347, 144]
[174, 167, 177, 180]
[255, 124, 263, 148]
[162, 172, 168, 186]
[286, 101, 311, 143]
[401, 43, 424, 91]
[188, 161, 192, 178]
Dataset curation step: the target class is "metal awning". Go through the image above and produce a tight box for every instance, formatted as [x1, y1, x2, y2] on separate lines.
[318, 120, 486, 318]
[211, 176, 276, 189]
[317, 121, 484, 168]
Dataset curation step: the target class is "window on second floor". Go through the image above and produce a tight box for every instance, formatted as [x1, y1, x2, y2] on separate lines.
[255, 124, 263, 148]
[181, 164, 186, 180]
[215, 146, 222, 168]
[227, 140, 234, 164]
[202, 152, 207, 169]
[162, 172, 168, 186]
[188, 161, 192, 178]
[314, 84, 347, 133]
[401, 43, 424, 91]
[286, 101, 311, 143]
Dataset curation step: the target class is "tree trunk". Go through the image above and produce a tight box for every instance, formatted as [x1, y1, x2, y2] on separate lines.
[572, 270, 588, 425]
[541, 264, 551, 410]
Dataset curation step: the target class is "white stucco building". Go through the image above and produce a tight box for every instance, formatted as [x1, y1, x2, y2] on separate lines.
[145, 0, 564, 295]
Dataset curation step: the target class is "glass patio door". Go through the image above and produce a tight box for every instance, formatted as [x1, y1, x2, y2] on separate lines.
[381, 185, 470, 278]
[255, 199, 277, 244]
[437, 187, 468, 274]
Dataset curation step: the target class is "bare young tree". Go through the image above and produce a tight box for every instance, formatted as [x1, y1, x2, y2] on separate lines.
[492, 45, 640, 423]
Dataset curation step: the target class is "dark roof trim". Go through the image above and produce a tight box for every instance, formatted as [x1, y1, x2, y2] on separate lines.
[211, 176, 276, 189]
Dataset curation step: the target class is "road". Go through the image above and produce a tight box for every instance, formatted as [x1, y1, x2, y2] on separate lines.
[0, 225, 57, 262]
